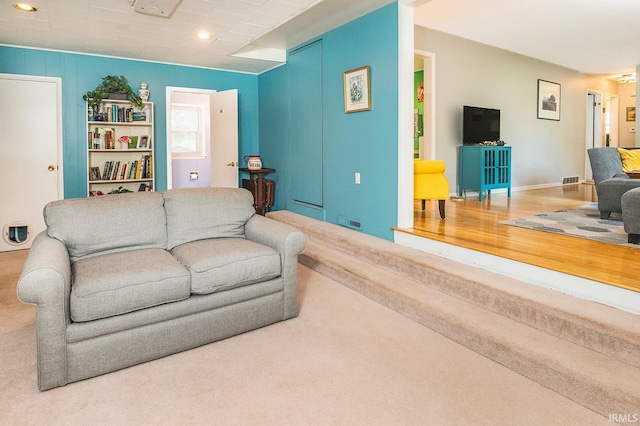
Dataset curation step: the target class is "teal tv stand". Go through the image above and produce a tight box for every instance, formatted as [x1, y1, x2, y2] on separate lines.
[458, 145, 511, 201]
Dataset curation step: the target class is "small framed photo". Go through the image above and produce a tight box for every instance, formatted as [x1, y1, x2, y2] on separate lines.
[537, 79, 561, 121]
[137, 135, 150, 149]
[128, 135, 139, 149]
[344, 66, 371, 113]
[627, 107, 636, 122]
[89, 166, 101, 181]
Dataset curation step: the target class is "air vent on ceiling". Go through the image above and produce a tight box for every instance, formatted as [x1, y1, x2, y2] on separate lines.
[131, 0, 183, 18]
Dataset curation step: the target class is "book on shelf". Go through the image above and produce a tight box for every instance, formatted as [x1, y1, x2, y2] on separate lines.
[97, 156, 152, 181]
[93, 127, 115, 149]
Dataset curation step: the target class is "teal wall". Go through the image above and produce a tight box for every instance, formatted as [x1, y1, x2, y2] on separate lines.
[1, 3, 399, 241]
[258, 4, 399, 240]
[0, 46, 259, 198]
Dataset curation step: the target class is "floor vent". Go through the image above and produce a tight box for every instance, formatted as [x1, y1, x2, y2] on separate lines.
[337, 215, 362, 231]
[562, 176, 580, 184]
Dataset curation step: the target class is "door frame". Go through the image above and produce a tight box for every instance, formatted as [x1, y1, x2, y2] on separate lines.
[585, 89, 604, 180]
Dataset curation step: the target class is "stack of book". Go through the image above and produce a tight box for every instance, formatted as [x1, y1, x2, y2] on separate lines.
[99, 155, 153, 181]
[89, 127, 115, 149]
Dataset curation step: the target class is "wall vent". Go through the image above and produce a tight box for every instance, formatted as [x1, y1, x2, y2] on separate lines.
[337, 215, 362, 231]
[562, 176, 580, 184]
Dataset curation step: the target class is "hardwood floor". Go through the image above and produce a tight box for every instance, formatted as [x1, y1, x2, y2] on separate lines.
[395, 184, 640, 293]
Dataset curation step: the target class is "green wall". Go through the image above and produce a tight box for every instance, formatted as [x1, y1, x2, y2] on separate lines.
[414, 69, 424, 156]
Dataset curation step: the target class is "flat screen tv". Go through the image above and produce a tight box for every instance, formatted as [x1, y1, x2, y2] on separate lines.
[463, 106, 500, 145]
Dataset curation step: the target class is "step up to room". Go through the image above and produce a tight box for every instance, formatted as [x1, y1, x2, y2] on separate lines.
[267, 210, 640, 417]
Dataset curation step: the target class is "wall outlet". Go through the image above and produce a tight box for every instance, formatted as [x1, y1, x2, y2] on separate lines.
[189, 171, 199, 180]
[355, 172, 360, 184]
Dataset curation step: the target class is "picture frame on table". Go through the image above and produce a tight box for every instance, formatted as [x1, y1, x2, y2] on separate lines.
[89, 166, 101, 181]
[537, 79, 561, 121]
[343, 66, 371, 113]
[128, 135, 139, 149]
[137, 135, 150, 149]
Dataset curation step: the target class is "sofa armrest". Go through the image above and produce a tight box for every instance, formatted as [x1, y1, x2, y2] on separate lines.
[16, 231, 72, 391]
[245, 215, 306, 319]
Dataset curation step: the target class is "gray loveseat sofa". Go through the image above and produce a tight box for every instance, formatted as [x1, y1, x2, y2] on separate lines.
[17, 188, 306, 391]
[587, 147, 640, 219]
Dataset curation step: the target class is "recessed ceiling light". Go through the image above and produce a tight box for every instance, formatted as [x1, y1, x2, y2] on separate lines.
[13, 3, 37, 12]
[196, 32, 213, 40]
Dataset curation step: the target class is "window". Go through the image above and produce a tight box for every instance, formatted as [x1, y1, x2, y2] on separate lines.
[171, 104, 205, 158]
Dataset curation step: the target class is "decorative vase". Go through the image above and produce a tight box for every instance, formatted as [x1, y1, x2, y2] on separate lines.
[138, 83, 149, 101]
[243, 155, 262, 170]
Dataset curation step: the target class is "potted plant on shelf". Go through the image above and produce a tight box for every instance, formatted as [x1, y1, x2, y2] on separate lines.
[83, 75, 145, 113]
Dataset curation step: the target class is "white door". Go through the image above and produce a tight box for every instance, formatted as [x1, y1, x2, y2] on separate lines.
[0, 74, 62, 251]
[210, 89, 239, 187]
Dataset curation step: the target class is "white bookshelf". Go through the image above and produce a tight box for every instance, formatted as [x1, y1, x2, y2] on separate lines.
[86, 100, 154, 196]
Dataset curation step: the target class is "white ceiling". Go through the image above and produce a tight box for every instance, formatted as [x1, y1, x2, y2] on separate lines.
[1, 0, 638, 76]
[414, 0, 640, 76]
[0, 0, 393, 74]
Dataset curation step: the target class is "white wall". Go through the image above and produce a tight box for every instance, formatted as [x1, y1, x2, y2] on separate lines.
[415, 27, 618, 191]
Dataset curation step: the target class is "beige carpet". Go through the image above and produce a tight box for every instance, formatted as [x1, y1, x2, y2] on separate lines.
[0, 250, 607, 425]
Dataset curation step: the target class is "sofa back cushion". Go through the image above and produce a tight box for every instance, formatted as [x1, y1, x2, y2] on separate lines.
[588, 147, 628, 185]
[163, 188, 255, 250]
[45, 192, 167, 262]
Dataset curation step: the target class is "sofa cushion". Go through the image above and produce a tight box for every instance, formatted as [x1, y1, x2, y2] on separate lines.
[171, 238, 281, 295]
[70, 248, 191, 322]
[163, 188, 256, 250]
[45, 192, 167, 262]
[618, 148, 640, 173]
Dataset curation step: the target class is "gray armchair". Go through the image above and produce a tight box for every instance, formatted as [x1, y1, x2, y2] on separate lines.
[587, 147, 640, 219]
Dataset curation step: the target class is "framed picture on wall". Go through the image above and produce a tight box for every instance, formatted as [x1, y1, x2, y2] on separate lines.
[417, 82, 424, 103]
[537, 79, 561, 121]
[627, 107, 636, 122]
[343, 66, 371, 113]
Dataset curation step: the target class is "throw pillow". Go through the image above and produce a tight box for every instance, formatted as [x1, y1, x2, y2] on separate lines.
[617, 148, 640, 172]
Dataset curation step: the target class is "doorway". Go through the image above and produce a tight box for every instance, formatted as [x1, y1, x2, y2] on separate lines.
[165, 87, 239, 189]
[414, 51, 435, 160]
[0, 74, 62, 251]
[605, 94, 619, 148]
[585, 91, 604, 181]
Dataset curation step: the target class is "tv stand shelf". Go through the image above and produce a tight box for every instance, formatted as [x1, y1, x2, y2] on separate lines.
[458, 145, 511, 201]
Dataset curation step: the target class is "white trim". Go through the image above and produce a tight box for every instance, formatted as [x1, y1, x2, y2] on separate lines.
[397, 2, 415, 229]
[394, 231, 640, 315]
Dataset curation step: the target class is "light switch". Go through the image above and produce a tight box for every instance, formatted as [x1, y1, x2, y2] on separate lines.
[355, 172, 361, 184]
[190, 171, 198, 180]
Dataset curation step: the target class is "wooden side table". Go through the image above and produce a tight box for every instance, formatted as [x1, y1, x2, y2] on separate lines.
[240, 167, 275, 215]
